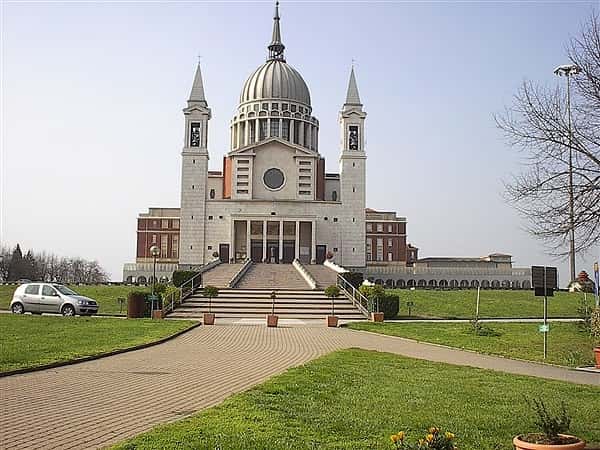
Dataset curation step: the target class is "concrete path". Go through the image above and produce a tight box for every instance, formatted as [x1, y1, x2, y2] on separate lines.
[1, 326, 598, 450]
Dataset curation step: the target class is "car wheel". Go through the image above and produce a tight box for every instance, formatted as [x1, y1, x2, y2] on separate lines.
[61, 304, 76, 317]
[11, 303, 24, 314]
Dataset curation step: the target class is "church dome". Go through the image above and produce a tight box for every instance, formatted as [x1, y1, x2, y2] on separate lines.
[240, 59, 311, 107]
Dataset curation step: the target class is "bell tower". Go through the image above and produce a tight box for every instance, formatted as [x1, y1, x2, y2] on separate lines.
[339, 66, 367, 268]
[179, 61, 211, 268]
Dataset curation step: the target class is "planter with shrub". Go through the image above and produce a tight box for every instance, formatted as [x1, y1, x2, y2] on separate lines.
[267, 290, 278, 327]
[324, 285, 340, 327]
[203, 285, 218, 325]
[513, 399, 585, 450]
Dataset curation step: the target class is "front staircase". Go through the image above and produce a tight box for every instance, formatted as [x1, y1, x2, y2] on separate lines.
[169, 288, 365, 320]
[168, 262, 366, 322]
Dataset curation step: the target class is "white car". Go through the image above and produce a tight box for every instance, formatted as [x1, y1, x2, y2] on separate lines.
[10, 283, 99, 316]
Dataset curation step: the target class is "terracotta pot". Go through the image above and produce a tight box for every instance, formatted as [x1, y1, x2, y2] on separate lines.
[327, 315, 339, 327]
[267, 314, 279, 327]
[371, 312, 384, 323]
[513, 435, 586, 450]
[203, 312, 215, 325]
[594, 347, 600, 369]
[152, 310, 164, 320]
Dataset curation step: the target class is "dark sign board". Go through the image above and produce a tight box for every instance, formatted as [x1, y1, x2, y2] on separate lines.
[532, 266, 558, 297]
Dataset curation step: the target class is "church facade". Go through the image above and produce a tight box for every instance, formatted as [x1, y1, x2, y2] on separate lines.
[122, 3, 532, 290]
[179, 3, 366, 270]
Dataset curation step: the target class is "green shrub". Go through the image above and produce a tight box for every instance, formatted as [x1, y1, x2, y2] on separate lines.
[154, 283, 168, 297]
[203, 285, 219, 299]
[172, 271, 198, 287]
[324, 285, 340, 299]
[379, 294, 400, 319]
[342, 271, 363, 289]
[127, 290, 149, 301]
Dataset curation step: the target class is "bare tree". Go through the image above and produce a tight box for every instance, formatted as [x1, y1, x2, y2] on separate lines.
[496, 11, 600, 270]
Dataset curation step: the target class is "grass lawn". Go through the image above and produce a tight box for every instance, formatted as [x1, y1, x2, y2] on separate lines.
[387, 289, 590, 319]
[0, 284, 145, 315]
[0, 315, 196, 372]
[112, 349, 600, 450]
[348, 322, 596, 367]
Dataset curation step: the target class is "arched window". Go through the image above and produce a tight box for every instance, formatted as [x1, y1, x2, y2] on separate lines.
[332, 190, 338, 201]
[209, 189, 215, 199]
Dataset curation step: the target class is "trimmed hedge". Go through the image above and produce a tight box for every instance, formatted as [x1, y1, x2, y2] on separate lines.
[172, 271, 199, 288]
[342, 271, 364, 289]
[378, 294, 400, 319]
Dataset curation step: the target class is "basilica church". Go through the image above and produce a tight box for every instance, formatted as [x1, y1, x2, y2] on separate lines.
[181, 2, 367, 270]
[123, 3, 530, 291]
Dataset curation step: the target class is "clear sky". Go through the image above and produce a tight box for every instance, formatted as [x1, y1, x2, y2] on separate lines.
[1, 0, 598, 284]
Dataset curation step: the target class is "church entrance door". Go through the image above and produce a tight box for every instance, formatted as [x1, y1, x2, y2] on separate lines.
[251, 240, 262, 262]
[316, 245, 327, 264]
[219, 244, 230, 263]
[282, 241, 295, 263]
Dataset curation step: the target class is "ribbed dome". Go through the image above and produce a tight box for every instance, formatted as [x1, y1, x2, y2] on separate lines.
[240, 59, 311, 107]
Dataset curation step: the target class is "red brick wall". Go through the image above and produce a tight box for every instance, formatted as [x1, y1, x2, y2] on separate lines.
[316, 158, 325, 201]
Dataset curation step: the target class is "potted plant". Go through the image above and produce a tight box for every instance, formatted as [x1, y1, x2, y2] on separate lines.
[267, 290, 278, 327]
[360, 284, 385, 322]
[325, 285, 340, 327]
[591, 307, 600, 368]
[203, 285, 218, 325]
[513, 399, 585, 449]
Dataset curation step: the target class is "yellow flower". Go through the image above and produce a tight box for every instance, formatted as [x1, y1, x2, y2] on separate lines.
[418, 439, 425, 446]
[426, 433, 434, 442]
[391, 434, 399, 443]
[429, 427, 440, 434]
[397, 431, 406, 441]
[445, 432, 455, 440]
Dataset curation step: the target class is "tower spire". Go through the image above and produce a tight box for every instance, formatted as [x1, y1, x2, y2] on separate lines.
[268, 1, 285, 62]
[345, 66, 362, 106]
[188, 59, 207, 106]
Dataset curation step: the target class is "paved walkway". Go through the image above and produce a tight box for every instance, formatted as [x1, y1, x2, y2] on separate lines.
[1, 326, 598, 450]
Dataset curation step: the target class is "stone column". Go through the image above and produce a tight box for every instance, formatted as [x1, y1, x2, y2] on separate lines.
[306, 124, 312, 150]
[290, 120, 295, 144]
[311, 220, 316, 264]
[246, 220, 251, 261]
[229, 220, 235, 263]
[299, 121, 305, 148]
[267, 118, 271, 138]
[294, 220, 300, 260]
[262, 220, 267, 262]
[278, 220, 284, 262]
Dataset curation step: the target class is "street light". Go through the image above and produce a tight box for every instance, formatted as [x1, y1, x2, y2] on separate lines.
[554, 64, 581, 283]
[149, 245, 160, 295]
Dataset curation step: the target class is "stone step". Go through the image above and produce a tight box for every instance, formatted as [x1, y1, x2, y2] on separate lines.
[235, 263, 311, 290]
[175, 307, 358, 315]
[303, 264, 339, 289]
[168, 311, 366, 320]
[178, 302, 357, 310]
[200, 263, 243, 288]
[184, 299, 350, 305]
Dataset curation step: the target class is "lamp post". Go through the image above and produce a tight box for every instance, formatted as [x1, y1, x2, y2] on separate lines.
[553, 64, 581, 283]
[149, 245, 160, 296]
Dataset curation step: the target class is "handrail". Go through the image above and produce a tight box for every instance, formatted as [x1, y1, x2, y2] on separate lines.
[336, 274, 371, 318]
[292, 259, 317, 290]
[162, 259, 221, 314]
[229, 259, 252, 288]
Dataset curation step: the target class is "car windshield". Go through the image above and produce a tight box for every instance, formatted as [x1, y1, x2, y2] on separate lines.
[54, 285, 78, 296]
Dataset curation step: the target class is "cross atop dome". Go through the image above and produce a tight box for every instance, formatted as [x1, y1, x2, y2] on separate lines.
[268, 1, 286, 62]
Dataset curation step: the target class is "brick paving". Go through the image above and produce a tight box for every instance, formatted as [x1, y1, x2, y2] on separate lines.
[1, 326, 598, 450]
